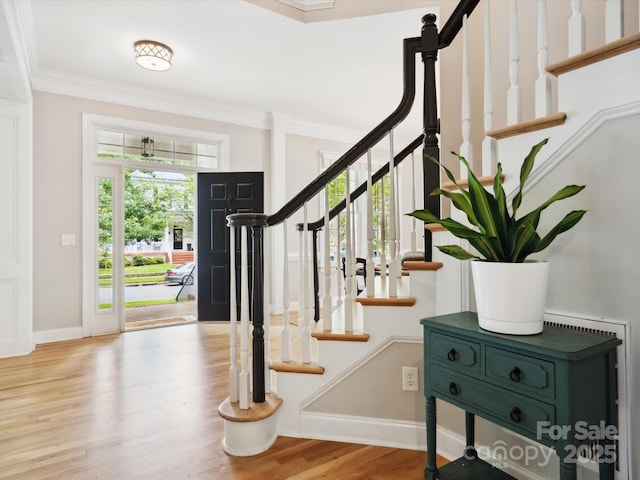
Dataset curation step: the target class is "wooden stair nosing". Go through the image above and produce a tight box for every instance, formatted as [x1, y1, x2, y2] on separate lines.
[218, 392, 283, 423]
[402, 261, 443, 271]
[547, 32, 640, 76]
[355, 296, 415, 307]
[441, 174, 499, 191]
[311, 331, 369, 342]
[425, 223, 447, 232]
[270, 361, 325, 375]
[486, 112, 567, 140]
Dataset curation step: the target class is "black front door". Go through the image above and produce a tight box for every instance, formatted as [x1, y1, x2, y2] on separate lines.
[197, 172, 264, 321]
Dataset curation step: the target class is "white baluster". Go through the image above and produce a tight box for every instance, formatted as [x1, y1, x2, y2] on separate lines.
[323, 187, 333, 330]
[394, 160, 402, 278]
[229, 226, 239, 403]
[482, 0, 496, 176]
[239, 226, 250, 410]
[388, 130, 398, 297]
[350, 184, 358, 294]
[410, 150, 417, 252]
[297, 227, 303, 332]
[281, 220, 291, 362]
[460, 14, 473, 168]
[507, 0, 520, 125]
[605, 0, 623, 42]
[535, 0, 552, 118]
[344, 166, 354, 332]
[301, 203, 312, 363]
[263, 259, 271, 395]
[568, 0, 585, 56]
[379, 175, 387, 283]
[335, 212, 343, 309]
[366, 149, 376, 297]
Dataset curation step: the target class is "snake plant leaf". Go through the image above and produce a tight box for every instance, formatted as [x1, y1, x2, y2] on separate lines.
[431, 188, 479, 228]
[492, 162, 511, 247]
[453, 152, 506, 259]
[533, 210, 587, 253]
[516, 184, 586, 230]
[407, 210, 485, 240]
[436, 245, 480, 260]
[470, 236, 503, 261]
[426, 154, 468, 194]
[509, 221, 541, 263]
[512, 138, 549, 219]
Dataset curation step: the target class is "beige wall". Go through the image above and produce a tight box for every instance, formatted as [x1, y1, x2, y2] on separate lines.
[306, 342, 425, 422]
[32, 91, 270, 332]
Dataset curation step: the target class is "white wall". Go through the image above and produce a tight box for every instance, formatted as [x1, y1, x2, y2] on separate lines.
[32, 91, 270, 334]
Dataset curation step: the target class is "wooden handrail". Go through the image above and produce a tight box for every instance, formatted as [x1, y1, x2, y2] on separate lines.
[266, 36, 422, 227]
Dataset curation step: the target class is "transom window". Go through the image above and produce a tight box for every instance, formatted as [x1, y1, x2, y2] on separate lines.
[97, 129, 219, 168]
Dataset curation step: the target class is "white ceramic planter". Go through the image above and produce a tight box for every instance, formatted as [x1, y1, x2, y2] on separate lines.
[471, 260, 549, 335]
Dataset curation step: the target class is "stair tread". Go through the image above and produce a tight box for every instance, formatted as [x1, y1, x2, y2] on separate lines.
[548, 32, 640, 76]
[356, 276, 415, 306]
[218, 392, 283, 422]
[486, 112, 566, 140]
[403, 261, 443, 271]
[311, 331, 369, 342]
[270, 361, 325, 375]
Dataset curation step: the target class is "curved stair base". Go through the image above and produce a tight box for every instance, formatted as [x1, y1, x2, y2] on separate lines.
[218, 393, 283, 456]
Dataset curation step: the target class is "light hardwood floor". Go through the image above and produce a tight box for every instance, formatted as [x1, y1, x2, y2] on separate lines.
[0, 322, 439, 479]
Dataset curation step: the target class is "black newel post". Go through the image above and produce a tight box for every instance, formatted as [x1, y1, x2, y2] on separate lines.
[421, 13, 440, 261]
[250, 222, 266, 403]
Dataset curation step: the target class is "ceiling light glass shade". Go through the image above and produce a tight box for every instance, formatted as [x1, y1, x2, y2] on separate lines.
[134, 40, 173, 71]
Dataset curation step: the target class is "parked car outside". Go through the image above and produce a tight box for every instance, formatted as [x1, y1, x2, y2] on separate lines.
[165, 262, 195, 285]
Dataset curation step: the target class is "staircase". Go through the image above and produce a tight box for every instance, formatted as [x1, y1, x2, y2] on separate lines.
[219, 1, 639, 478]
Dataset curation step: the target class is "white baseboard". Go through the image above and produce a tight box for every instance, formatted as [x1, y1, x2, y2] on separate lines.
[299, 411, 426, 451]
[33, 327, 84, 345]
[296, 413, 556, 480]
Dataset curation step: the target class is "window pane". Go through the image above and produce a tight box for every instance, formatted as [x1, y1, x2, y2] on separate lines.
[97, 130, 123, 146]
[97, 143, 124, 158]
[97, 178, 114, 312]
[174, 140, 197, 155]
[197, 155, 217, 168]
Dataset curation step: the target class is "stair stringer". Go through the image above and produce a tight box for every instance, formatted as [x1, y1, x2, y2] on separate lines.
[273, 266, 464, 446]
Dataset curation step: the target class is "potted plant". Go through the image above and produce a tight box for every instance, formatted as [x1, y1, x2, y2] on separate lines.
[408, 138, 586, 334]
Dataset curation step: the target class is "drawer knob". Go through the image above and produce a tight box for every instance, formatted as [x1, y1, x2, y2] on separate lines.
[449, 382, 459, 395]
[509, 367, 522, 382]
[447, 348, 457, 361]
[510, 407, 522, 423]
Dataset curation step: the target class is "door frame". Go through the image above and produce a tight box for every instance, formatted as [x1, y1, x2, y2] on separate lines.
[82, 114, 230, 335]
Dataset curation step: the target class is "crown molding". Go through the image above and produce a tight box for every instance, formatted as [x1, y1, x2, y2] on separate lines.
[31, 68, 373, 147]
[277, 0, 335, 12]
[32, 69, 272, 129]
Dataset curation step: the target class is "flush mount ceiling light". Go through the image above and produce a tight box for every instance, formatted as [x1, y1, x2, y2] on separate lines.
[134, 40, 173, 71]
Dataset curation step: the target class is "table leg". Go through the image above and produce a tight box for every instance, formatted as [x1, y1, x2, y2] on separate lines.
[464, 411, 477, 459]
[425, 396, 437, 480]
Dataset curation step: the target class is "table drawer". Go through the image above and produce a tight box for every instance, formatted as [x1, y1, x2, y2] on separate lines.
[430, 332, 480, 373]
[431, 364, 555, 436]
[485, 346, 555, 400]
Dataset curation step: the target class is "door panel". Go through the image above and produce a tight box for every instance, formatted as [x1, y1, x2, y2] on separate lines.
[197, 172, 263, 321]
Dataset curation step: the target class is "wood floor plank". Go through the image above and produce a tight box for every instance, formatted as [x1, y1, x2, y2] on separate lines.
[0, 322, 439, 479]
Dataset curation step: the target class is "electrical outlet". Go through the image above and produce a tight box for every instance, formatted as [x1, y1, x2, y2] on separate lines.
[402, 366, 419, 392]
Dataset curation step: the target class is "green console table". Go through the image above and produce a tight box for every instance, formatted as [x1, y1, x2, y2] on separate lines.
[421, 312, 620, 480]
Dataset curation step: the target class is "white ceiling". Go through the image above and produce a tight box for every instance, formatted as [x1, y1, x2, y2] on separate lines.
[10, 0, 435, 138]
